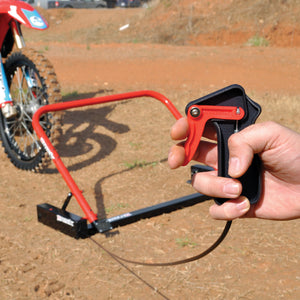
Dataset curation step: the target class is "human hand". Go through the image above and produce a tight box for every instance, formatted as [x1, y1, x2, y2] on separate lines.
[168, 119, 300, 220]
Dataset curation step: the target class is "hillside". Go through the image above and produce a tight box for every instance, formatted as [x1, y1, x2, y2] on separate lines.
[31, 0, 300, 47]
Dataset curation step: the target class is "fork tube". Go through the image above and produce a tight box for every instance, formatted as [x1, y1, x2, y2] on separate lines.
[0, 53, 12, 106]
[11, 20, 25, 49]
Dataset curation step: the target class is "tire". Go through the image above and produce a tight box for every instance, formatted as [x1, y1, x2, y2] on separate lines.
[0, 49, 63, 171]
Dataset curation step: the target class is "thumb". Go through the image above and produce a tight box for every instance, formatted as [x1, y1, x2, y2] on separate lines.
[227, 122, 272, 178]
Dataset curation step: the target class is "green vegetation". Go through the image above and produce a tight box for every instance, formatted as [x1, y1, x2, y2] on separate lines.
[122, 160, 158, 170]
[62, 91, 79, 98]
[162, 0, 172, 8]
[128, 141, 142, 150]
[246, 35, 269, 47]
[176, 236, 198, 248]
[105, 203, 129, 214]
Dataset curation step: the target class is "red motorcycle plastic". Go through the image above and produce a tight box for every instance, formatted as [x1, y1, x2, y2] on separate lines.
[0, 0, 62, 171]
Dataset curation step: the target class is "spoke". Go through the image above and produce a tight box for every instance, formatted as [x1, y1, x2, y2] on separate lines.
[11, 71, 22, 106]
[23, 108, 49, 132]
[20, 121, 40, 146]
[16, 68, 25, 105]
[18, 67, 27, 105]
[10, 121, 22, 140]
[6, 119, 18, 132]
[22, 109, 32, 123]
[20, 121, 41, 150]
[39, 119, 50, 131]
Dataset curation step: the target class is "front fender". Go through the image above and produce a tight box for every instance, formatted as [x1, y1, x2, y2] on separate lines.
[0, 0, 48, 30]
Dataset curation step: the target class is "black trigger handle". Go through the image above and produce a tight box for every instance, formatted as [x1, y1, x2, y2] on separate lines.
[185, 85, 262, 205]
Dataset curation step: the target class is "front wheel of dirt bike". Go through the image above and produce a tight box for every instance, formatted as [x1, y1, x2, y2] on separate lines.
[0, 49, 63, 171]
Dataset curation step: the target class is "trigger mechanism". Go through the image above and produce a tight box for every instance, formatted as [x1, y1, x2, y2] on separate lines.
[183, 105, 245, 166]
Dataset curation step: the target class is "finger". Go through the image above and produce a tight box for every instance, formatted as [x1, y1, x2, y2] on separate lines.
[209, 196, 250, 220]
[170, 118, 189, 140]
[170, 119, 217, 141]
[193, 140, 218, 168]
[168, 140, 218, 169]
[168, 143, 185, 169]
[192, 171, 242, 198]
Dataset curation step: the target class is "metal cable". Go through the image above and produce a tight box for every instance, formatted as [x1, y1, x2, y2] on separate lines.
[89, 220, 232, 267]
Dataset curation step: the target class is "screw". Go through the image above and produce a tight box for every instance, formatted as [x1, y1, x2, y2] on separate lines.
[190, 107, 200, 117]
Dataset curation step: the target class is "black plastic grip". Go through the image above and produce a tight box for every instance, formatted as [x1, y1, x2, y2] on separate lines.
[186, 85, 262, 205]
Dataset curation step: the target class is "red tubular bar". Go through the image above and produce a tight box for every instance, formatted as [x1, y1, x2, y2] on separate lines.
[32, 90, 182, 224]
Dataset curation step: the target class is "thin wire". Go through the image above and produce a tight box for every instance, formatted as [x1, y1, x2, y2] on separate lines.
[89, 221, 232, 267]
[89, 237, 170, 300]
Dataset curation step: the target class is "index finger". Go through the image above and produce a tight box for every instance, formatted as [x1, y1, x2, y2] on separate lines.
[170, 118, 217, 141]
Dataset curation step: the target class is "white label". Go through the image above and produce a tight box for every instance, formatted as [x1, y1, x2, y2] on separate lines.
[40, 137, 55, 160]
[57, 215, 74, 227]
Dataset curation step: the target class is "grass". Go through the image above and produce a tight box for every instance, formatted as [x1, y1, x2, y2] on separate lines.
[128, 141, 142, 150]
[105, 203, 129, 214]
[162, 0, 173, 8]
[37, 45, 49, 54]
[246, 35, 269, 47]
[122, 160, 158, 170]
[62, 90, 79, 100]
[175, 236, 198, 248]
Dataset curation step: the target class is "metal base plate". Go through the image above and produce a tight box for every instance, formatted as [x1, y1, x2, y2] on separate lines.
[37, 203, 93, 239]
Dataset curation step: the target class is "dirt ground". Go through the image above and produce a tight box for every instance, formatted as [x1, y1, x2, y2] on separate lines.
[1, 1, 300, 299]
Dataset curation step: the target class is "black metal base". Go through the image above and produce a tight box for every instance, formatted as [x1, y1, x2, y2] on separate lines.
[37, 203, 93, 239]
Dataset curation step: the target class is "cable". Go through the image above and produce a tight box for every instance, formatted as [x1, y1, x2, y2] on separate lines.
[89, 220, 232, 267]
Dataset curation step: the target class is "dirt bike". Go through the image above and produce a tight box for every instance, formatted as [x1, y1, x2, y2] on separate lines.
[0, 0, 62, 171]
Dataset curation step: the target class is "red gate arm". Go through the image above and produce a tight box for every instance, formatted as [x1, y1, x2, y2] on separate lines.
[32, 90, 182, 224]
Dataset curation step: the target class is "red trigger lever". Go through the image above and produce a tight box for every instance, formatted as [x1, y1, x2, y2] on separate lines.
[183, 105, 245, 166]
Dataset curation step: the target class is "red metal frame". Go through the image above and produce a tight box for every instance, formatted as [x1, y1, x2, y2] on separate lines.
[32, 90, 182, 225]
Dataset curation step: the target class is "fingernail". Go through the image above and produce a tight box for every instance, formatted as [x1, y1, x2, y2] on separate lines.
[229, 157, 240, 176]
[223, 197, 250, 219]
[236, 197, 250, 213]
[223, 182, 240, 197]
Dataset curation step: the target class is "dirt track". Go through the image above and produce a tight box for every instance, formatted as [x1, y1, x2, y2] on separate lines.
[1, 3, 300, 300]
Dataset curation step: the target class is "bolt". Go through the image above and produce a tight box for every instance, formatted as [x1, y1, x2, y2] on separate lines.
[190, 107, 200, 118]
